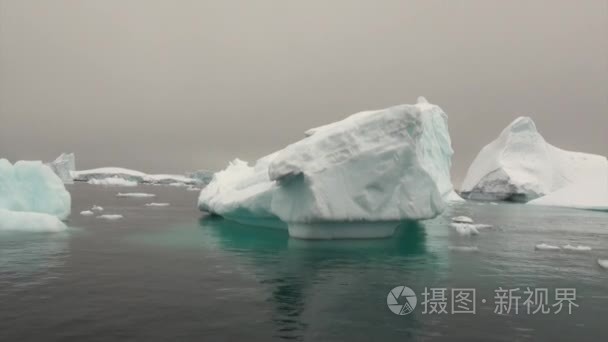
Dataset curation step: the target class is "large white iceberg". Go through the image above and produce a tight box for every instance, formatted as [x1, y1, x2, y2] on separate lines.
[0, 159, 71, 231]
[461, 117, 608, 207]
[46, 153, 76, 184]
[199, 97, 458, 238]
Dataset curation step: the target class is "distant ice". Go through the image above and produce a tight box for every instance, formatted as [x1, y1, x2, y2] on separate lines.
[535, 243, 561, 251]
[80, 210, 94, 216]
[116, 193, 155, 198]
[461, 116, 608, 211]
[96, 214, 123, 220]
[88, 176, 137, 187]
[145, 203, 170, 207]
[186, 186, 201, 191]
[452, 216, 473, 223]
[563, 244, 592, 252]
[91, 205, 104, 212]
[46, 153, 75, 184]
[449, 246, 479, 252]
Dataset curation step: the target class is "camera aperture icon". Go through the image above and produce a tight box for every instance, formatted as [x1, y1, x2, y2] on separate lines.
[387, 286, 417, 315]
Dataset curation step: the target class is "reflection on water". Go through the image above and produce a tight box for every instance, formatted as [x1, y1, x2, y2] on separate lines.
[199, 217, 432, 340]
[0, 231, 68, 295]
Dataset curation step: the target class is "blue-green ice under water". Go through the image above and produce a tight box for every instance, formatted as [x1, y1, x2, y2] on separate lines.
[1, 183, 607, 341]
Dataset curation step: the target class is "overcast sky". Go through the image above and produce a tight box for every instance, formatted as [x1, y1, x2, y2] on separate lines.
[1, 0, 606, 186]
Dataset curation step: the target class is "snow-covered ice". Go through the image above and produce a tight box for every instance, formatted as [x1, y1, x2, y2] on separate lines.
[116, 192, 156, 198]
[598, 259, 608, 269]
[199, 97, 458, 239]
[91, 205, 104, 212]
[452, 216, 473, 223]
[0, 159, 71, 231]
[96, 214, 123, 220]
[46, 153, 75, 184]
[143, 174, 197, 185]
[535, 243, 561, 251]
[88, 176, 138, 187]
[80, 210, 94, 216]
[461, 117, 608, 208]
[562, 244, 592, 252]
[145, 203, 170, 207]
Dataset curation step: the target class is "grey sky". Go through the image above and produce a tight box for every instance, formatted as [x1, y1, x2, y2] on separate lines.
[1, 0, 606, 187]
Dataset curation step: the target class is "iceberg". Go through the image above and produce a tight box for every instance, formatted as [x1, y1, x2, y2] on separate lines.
[186, 169, 215, 185]
[145, 202, 170, 207]
[73, 167, 147, 183]
[199, 97, 458, 239]
[535, 243, 561, 251]
[80, 210, 94, 216]
[46, 153, 75, 184]
[73, 167, 199, 186]
[0, 159, 71, 231]
[562, 244, 592, 252]
[461, 117, 608, 207]
[96, 214, 123, 220]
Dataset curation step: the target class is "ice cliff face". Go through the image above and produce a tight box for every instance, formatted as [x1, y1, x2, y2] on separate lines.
[47, 153, 76, 184]
[461, 117, 608, 206]
[0, 159, 71, 231]
[198, 97, 458, 238]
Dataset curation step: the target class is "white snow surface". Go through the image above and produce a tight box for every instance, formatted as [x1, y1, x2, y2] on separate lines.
[461, 117, 608, 207]
[47, 153, 75, 184]
[88, 176, 138, 187]
[198, 97, 458, 237]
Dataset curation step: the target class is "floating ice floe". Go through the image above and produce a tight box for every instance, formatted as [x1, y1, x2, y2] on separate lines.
[96, 214, 123, 220]
[80, 210, 94, 216]
[0, 159, 71, 232]
[88, 176, 138, 187]
[452, 216, 473, 223]
[46, 153, 75, 184]
[598, 259, 608, 269]
[449, 246, 479, 252]
[450, 223, 480, 236]
[461, 117, 608, 211]
[145, 203, 170, 207]
[562, 244, 592, 252]
[186, 186, 201, 192]
[91, 205, 103, 212]
[116, 192, 156, 198]
[73, 167, 200, 186]
[535, 243, 561, 251]
[199, 97, 459, 239]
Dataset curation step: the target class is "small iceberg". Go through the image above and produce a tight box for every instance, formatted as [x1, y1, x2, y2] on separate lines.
[145, 203, 170, 207]
[563, 244, 592, 252]
[80, 210, 94, 216]
[452, 216, 473, 223]
[449, 246, 479, 252]
[96, 214, 123, 220]
[88, 176, 137, 187]
[92, 205, 104, 212]
[116, 192, 155, 198]
[598, 259, 608, 269]
[450, 223, 480, 236]
[186, 186, 201, 192]
[535, 243, 561, 251]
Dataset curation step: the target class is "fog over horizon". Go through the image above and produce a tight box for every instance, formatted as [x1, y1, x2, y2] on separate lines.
[1, 0, 606, 187]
